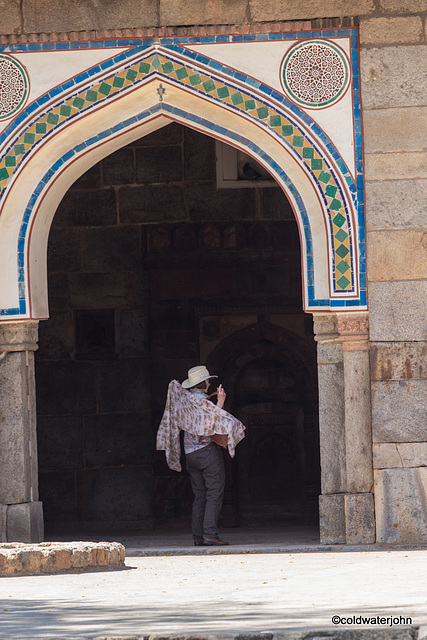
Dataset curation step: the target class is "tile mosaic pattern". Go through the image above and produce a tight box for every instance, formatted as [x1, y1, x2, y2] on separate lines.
[0, 30, 365, 315]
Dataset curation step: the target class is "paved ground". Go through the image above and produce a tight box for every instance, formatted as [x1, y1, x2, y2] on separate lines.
[0, 525, 426, 640]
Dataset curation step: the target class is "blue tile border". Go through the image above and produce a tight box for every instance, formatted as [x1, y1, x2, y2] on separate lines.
[0, 28, 366, 316]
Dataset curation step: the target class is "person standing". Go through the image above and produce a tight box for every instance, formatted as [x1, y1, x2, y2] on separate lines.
[156, 365, 245, 546]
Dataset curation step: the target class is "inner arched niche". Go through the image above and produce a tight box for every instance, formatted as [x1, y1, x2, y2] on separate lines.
[35, 121, 319, 535]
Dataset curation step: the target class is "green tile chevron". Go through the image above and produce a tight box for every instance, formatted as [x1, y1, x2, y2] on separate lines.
[0, 50, 355, 292]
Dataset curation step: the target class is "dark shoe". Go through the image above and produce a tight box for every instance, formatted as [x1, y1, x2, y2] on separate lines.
[194, 540, 204, 546]
[203, 537, 229, 546]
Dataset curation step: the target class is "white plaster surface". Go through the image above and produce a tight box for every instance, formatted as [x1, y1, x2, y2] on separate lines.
[0, 550, 424, 638]
[0, 49, 127, 136]
[187, 38, 356, 176]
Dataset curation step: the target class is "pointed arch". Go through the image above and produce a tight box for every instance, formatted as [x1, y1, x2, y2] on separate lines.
[0, 44, 365, 319]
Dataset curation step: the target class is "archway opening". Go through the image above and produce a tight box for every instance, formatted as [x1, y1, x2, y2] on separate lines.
[34, 121, 319, 537]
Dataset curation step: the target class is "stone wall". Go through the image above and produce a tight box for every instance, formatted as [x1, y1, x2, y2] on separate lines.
[359, 9, 427, 543]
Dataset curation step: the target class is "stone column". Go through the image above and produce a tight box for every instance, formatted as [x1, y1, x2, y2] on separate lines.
[314, 312, 375, 545]
[0, 321, 43, 542]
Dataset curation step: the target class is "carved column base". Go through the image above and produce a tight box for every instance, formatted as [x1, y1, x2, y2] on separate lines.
[1, 501, 44, 543]
[319, 493, 375, 545]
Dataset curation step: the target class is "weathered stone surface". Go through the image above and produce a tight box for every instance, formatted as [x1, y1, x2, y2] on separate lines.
[360, 46, 427, 109]
[84, 413, 153, 467]
[373, 442, 427, 469]
[343, 350, 373, 493]
[187, 184, 256, 222]
[372, 380, 427, 442]
[6, 502, 43, 543]
[116, 309, 149, 357]
[367, 229, 427, 281]
[0, 541, 125, 575]
[365, 152, 427, 181]
[36, 361, 97, 415]
[368, 281, 427, 341]
[55, 188, 117, 227]
[375, 468, 427, 543]
[319, 494, 346, 544]
[37, 416, 84, 470]
[22, 0, 159, 32]
[365, 179, 427, 230]
[39, 471, 78, 525]
[67, 272, 130, 308]
[345, 493, 376, 545]
[77, 468, 154, 529]
[318, 362, 346, 494]
[184, 127, 216, 181]
[96, 358, 150, 413]
[0, 352, 31, 504]
[81, 226, 142, 271]
[37, 312, 74, 360]
[160, 0, 247, 25]
[136, 146, 183, 183]
[48, 228, 82, 273]
[380, 0, 427, 10]
[118, 185, 186, 223]
[360, 16, 423, 45]
[370, 342, 426, 381]
[363, 107, 427, 153]
[0, 0, 20, 34]
[0, 321, 39, 352]
[250, 0, 375, 21]
[102, 148, 135, 185]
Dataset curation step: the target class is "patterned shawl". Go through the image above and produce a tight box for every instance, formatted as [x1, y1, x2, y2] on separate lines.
[156, 379, 246, 471]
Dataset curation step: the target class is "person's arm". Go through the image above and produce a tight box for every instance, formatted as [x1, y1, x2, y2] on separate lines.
[212, 384, 228, 447]
[216, 384, 226, 409]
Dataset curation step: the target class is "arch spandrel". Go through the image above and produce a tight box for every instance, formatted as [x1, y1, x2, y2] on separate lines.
[0, 38, 365, 319]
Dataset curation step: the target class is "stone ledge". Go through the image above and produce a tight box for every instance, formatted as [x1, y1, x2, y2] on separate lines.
[0, 541, 125, 575]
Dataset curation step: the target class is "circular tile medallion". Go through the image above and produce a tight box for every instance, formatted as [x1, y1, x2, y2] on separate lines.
[0, 54, 29, 121]
[281, 40, 351, 109]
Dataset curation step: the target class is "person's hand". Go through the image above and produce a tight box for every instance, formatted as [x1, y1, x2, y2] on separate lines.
[216, 384, 226, 409]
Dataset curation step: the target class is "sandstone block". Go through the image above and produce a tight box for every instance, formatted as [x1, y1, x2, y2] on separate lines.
[368, 281, 427, 341]
[375, 468, 427, 543]
[317, 363, 346, 494]
[67, 272, 129, 309]
[380, 0, 427, 10]
[118, 185, 186, 224]
[0, 352, 31, 504]
[360, 16, 423, 45]
[370, 342, 426, 381]
[363, 107, 427, 153]
[367, 229, 427, 281]
[345, 493, 376, 545]
[0, 541, 125, 575]
[249, 0, 374, 21]
[372, 380, 427, 443]
[361, 46, 427, 109]
[7, 502, 44, 543]
[160, 0, 247, 25]
[81, 226, 142, 272]
[0, 0, 20, 34]
[319, 494, 346, 544]
[373, 442, 427, 469]
[22, 0, 159, 32]
[365, 179, 427, 230]
[365, 152, 427, 181]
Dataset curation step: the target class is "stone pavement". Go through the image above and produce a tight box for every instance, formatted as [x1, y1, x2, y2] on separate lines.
[0, 525, 426, 640]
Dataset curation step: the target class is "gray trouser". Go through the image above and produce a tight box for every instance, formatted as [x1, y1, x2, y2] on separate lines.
[185, 442, 225, 541]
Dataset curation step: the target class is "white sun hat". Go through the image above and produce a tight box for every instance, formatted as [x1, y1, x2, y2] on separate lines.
[182, 365, 218, 389]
